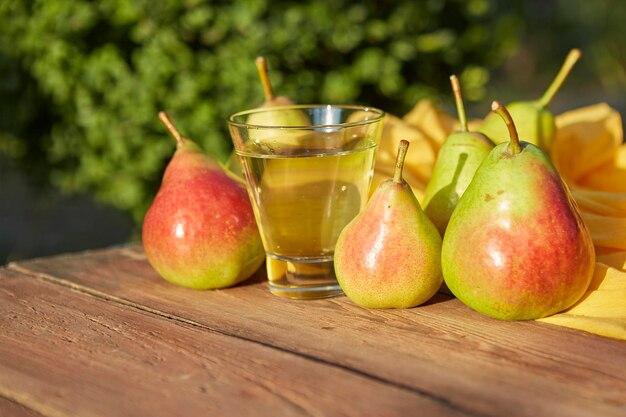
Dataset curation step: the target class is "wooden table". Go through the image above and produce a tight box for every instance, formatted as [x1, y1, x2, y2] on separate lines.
[1, 245, 624, 417]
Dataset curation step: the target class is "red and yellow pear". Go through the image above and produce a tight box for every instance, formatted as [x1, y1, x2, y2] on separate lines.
[142, 112, 264, 289]
[334, 140, 443, 309]
[441, 101, 594, 320]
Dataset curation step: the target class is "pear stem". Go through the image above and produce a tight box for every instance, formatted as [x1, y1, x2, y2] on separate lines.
[158, 111, 185, 146]
[491, 101, 521, 155]
[450, 75, 468, 132]
[255, 56, 275, 101]
[393, 140, 409, 183]
[537, 48, 581, 108]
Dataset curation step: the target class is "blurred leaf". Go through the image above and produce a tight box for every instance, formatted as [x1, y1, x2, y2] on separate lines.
[0, 0, 526, 222]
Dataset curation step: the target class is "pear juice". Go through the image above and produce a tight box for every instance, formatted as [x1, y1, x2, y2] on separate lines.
[236, 134, 376, 296]
[228, 104, 384, 298]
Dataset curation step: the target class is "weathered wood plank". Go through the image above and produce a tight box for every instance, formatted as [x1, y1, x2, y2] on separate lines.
[0, 395, 45, 417]
[10, 246, 626, 417]
[0, 268, 463, 417]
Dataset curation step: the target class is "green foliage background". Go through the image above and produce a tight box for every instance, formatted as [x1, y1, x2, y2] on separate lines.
[1, 0, 624, 223]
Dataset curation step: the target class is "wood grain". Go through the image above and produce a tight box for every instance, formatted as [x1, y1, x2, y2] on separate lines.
[9, 245, 626, 417]
[0, 395, 45, 417]
[0, 268, 461, 417]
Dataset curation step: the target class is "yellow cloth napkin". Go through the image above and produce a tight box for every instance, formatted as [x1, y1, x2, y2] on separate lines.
[374, 100, 626, 340]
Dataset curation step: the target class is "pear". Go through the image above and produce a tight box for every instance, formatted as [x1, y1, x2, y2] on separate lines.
[334, 140, 443, 309]
[423, 75, 494, 235]
[246, 56, 310, 151]
[442, 101, 594, 320]
[142, 112, 265, 289]
[225, 57, 309, 174]
[254, 56, 296, 109]
[479, 49, 581, 151]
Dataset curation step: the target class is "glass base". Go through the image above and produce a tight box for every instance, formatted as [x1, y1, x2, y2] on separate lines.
[266, 255, 344, 300]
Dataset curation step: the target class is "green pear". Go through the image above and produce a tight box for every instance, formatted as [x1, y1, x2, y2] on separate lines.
[442, 101, 594, 320]
[479, 49, 581, 151]
[423, 75, 494, 235]
[246, 56, 310, 150]
[142, 112, 265, 289]
[334, 140, 443, 309]
[226, 57, 309, 175]
[254, 56, 295, 108]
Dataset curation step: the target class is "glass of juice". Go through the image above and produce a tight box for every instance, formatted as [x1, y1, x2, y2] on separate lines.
[228, 105, 384, 299]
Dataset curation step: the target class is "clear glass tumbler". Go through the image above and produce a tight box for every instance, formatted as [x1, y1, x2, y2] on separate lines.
[228, 105, 384, 299]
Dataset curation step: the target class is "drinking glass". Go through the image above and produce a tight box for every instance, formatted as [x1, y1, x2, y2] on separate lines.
[228, 105, 384, 299]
